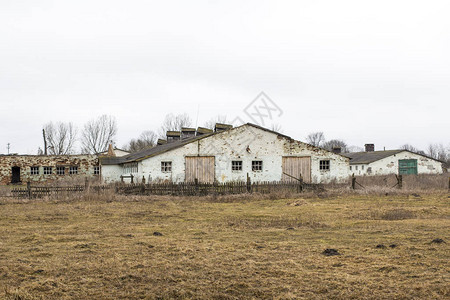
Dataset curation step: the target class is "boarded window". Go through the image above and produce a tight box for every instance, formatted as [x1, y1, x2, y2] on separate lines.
[30, 166, 39, 175]
[185, 156, 215, 183]
[56, 166, 65, 175]
[319, 160, 330, 171]
[252, 161, 263, 172]
[161, 161, 172, 172]
[282, 157, 311, 183]
[232, 161, 242, 171]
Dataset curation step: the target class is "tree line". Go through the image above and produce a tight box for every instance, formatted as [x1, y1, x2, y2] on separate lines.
[39, 115, 450, 167]
[306, 131, 450, 165]
[39, 114, 228, 155]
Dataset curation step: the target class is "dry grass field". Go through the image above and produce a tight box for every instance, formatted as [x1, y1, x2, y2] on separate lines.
[0, 191, 448, 299]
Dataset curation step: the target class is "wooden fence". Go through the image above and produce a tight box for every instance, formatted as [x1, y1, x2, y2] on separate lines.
[11, 180, 322, 198]
[11, 182, 112, 199]
[116, 181, 323, 196]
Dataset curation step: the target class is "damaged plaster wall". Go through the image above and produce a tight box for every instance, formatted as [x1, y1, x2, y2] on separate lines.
[105, 124, 350, 184]
[0, 155, 99, 185]
[350, 151, 443, 176]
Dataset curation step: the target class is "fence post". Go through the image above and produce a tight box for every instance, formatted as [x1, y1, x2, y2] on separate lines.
[195, 178, 199, 195]
[448, 176, 450, 190]
[142, 176, 146, 185]
[246, 173, 252, 193]
[27, 181, 31, 199]
[298, 173, 303, 193]
[120, 175, 124, 183]
[397, 174, 402, 189]
[351, 174, 356, 190]
[84, 177, 90, 192]
[131, 174, 134, 184]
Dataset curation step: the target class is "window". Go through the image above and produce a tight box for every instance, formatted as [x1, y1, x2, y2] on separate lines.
[232, 161, 242, 171]
[123, 162, 138, 174]
[56, 166, 65, 175]
[355, 166, 358, 170]
[252, 160, 263, 172]
[349, 166, 352, 171]
[362, 165, 364, 170]
[161, 161, 172, 172]
[94, 166, 100, 175]
[319, 160, 330, 171]
[43, 167, 52, 175]
[30, 166, 39, 175]
[69, 166, 78, 175]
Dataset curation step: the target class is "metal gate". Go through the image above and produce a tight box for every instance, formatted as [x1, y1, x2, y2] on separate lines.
[282, 157, 311, 183]
[185, 156, 215, 183]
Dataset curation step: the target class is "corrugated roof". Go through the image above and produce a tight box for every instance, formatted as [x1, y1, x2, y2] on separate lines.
[343, 150, 404, 164]
[100, 123, 348, 165]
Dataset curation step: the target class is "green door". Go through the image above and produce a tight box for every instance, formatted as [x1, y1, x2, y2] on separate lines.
[398, 159, 417, 175]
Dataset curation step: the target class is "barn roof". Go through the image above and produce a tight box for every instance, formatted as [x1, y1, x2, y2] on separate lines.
[342, 150, 403, 164]
[343, 150, 444, 164]
[100, 123, 346, 165]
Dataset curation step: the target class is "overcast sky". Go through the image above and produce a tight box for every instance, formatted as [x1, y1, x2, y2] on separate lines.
[1, 0, 449, 154]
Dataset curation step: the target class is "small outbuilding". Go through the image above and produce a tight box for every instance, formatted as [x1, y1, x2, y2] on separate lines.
[343, 144, 444, 176]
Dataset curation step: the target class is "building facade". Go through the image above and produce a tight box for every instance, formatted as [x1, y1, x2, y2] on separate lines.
[343, 148, 444, 176]
[0, 154, 100, 185]
[101, 124, 350, 184]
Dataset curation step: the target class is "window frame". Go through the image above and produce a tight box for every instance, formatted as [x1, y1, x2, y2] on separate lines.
[43, 166, 52, 175]
[94, 166, 100, 175]
[161, 161, 172, 173]
[30, 166, 39, 175]
[252, 160, 263, 172]
[319, 160, 330, 171]
[231, 160, 242, 171]
[56, 166, 65, 175]
[69, 166, 78, 175]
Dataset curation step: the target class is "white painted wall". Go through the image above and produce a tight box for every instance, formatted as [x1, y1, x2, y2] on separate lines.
[102, 125, 350, 183]
[350, 151, 443, 176]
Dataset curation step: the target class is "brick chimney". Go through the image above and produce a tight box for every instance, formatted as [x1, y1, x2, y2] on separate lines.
[365, 144, 375, 152]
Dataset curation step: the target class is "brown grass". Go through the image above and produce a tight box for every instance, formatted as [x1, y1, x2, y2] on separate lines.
[0, 191, 449, 299]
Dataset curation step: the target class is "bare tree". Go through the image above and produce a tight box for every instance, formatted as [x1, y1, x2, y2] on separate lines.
[306, 132, 325, 147]
[203, 115, 228, 129]
[399, 144, 420, 153]
[347, 145, 364, 153]
[125, 130, 157, 153]
[322, 139, 348, 153]
[427, 143, 448, 161]
[43, 122, 77, 155]
[158, 113, 192, 138]
[81, 115, 118, 154]
[270, 123, 283, 133]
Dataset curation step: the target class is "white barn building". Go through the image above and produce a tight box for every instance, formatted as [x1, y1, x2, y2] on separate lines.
[100, 123, 350, 184]
[343, 144, 444, 176]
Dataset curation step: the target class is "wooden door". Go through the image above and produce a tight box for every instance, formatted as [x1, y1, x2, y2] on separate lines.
[185, 156, 215, 183]
[399, 159, 417, 175]
[282, 157, 311, 183]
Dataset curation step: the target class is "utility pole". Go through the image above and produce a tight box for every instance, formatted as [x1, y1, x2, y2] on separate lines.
[7, 143, 10, 154]
[42, 129, 48, 155]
